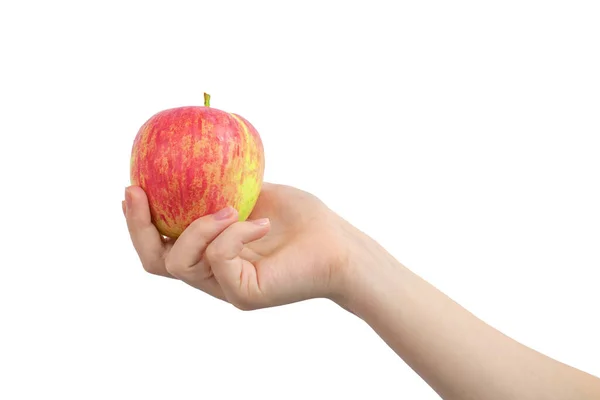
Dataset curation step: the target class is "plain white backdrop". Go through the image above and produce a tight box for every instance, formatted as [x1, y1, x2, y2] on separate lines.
[1, 1, 598, 398]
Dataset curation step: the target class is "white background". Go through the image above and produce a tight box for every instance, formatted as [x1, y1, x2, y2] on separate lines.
[1, 1, 599, 399]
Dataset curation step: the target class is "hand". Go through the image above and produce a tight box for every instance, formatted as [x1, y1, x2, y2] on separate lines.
[123, 183, 353, 310]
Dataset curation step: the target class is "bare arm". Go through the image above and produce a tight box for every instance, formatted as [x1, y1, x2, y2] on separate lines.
[334, 232, 600, 400]
[125, 183, 599, 398]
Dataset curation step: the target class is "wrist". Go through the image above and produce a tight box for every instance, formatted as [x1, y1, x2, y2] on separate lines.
[329, 224, 409, 317]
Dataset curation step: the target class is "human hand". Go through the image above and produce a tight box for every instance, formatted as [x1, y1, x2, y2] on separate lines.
[123, 183, 354, 310]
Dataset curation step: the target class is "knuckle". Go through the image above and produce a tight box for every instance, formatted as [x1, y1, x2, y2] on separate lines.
[230, 296, 256, 311]
[163, 254, 182, 276]
[205, 241, 228, 262]
[187, 217, 214, 238]
[186, 218, 205, 234]
[142, 262, 163, 276]
[227, 288, 263, 312]
[140, 262, 153, 274]
[184, 224, 210, 249]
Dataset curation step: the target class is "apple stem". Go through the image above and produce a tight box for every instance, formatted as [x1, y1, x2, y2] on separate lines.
[204, 92, 211, 107]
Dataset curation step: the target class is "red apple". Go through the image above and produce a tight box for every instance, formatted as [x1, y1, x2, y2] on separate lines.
[129, 93, 265, 238]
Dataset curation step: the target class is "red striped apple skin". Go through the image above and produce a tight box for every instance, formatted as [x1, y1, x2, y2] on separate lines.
[130, 104, 265, 238]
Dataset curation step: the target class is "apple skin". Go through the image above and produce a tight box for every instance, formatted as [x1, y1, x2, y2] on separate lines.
[129, 101, 265, 238]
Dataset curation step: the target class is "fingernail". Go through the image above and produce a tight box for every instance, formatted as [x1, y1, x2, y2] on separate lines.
[213, 206, 234, 220]
[125, 187, 132, 209]
[122, 200, 127, 217]
[253, 218, 269, 226]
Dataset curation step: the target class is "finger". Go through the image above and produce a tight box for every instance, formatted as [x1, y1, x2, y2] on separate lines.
[165, 206, 238, 299]
[206, 218, 271, 310]
[180, 273, 227, 302]
[124, 186, 172, 277]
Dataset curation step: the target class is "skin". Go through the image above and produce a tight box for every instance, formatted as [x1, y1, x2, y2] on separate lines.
[123, 182, 600, 400]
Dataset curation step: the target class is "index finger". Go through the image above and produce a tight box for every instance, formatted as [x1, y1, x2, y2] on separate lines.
[124, 186, 173, 278]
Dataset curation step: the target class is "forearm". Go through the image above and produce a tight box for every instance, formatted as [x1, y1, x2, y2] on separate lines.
[336, 235, 600, 400]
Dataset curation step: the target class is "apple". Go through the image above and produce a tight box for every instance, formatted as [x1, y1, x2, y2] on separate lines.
[129, 93, 265, 238]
